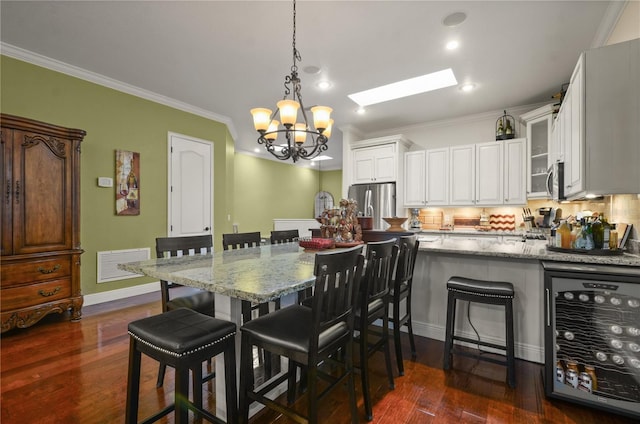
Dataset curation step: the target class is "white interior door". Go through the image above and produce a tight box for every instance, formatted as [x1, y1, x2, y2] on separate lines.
[168, 133, 213, 238]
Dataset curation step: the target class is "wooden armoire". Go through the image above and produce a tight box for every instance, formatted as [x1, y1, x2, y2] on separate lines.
[1, 114, 86, 332]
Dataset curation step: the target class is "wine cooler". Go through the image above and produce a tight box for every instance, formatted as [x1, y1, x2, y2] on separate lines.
[543, 261, 640, 419]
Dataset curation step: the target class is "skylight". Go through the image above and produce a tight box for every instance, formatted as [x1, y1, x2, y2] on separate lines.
[348, 68, 458, 106]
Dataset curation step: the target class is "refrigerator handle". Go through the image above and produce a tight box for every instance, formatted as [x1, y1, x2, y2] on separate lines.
[365, 189, 373, 217]
[545, 288, 550, 327]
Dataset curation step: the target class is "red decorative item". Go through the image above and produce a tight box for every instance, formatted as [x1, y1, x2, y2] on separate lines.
[298, 237, 335, 250]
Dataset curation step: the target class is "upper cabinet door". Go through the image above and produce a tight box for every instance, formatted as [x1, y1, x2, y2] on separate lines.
[503, 138, 527, 205]
[403, 151, 426, 206]
[352, 147, 375, 183]
[475, 142, 503, 205]
[352, 144, 397, 183]
[521, 104, 554, 198]
[565, 56, 585, 197]
[425, 148, 449, 205]
[11, 130, 74, 254]
[449, 144, 475, 205]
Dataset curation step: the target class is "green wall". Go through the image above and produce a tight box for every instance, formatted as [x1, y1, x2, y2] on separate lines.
[1, 55, 342, 297]
[319, 169, 343, 202]
[233, 155, 344, 235]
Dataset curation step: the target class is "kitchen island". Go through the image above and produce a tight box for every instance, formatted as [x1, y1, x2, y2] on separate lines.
[411, 237, 640, 364]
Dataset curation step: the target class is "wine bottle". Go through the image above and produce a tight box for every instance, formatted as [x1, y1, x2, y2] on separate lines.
[601, 215, 611, 250]
[592, 216, 604, 249]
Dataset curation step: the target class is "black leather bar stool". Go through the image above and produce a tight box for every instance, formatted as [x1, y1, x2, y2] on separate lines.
[125, 308, 238, 424]
[443, 276, 516, 388]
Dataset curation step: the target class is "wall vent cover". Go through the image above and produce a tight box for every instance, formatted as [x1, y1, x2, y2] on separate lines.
[97, 248, 151, 283]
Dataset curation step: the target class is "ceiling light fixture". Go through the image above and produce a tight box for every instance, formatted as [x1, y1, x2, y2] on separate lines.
[250, 0, 332, 162]
[442, 11, 467, 27]
[348, 68, 458, 106]
[460, 83, 475, 92]
[446, 40, 459, 50]
[317, 81, 331, 90]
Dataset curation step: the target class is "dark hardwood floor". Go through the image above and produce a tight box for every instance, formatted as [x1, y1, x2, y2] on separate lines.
[1, 291, 637, 424]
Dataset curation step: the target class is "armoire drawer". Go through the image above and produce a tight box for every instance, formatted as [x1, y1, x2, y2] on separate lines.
[1, 257, 72, 288]
[1, 278, 72, 311]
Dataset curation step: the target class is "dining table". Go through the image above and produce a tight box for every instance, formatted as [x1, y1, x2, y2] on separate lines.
[118, 241, 326, 420]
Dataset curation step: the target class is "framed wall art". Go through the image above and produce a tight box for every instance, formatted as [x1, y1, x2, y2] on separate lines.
[115, 150, 140, 215]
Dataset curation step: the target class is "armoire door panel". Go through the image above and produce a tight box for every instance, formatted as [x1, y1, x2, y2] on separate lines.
[12, 131, 72, 254]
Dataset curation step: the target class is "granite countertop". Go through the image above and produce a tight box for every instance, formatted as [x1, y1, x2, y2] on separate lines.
[417, 237, 640, 266]
[118, 243, 318, 303]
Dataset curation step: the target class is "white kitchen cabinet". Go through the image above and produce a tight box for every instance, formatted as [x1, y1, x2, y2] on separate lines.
[352, 143, 396, 183]
[475, 141, 503, 205]
[560, 38, 639, 199]
[426, 148, 449, 205]
[404, 148, 448, 207]
[550, 107, 563, 164]
[449, 144, 476, 205]
[449, 140, 525, 206]
[503, 138, 527, 205]
[404, 151, 426, 206]
[563, 58, 584, 198]
[520, 104, 555, 198]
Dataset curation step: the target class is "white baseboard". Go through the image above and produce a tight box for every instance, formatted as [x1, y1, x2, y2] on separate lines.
[83, 282, 159, 306]
[412, 320, 544, 364]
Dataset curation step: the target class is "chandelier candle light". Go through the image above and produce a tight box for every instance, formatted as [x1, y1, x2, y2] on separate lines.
[250, 0, 333, 162]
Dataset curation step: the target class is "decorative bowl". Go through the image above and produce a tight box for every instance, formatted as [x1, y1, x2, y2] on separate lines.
[298, 237, 335, 250]
[382, 217, 408, 232]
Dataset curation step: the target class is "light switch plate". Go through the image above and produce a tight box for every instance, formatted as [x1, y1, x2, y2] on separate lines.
[98, 177, 113, 187]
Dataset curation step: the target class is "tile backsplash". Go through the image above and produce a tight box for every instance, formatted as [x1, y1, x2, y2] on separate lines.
[407, 194, 640, 254]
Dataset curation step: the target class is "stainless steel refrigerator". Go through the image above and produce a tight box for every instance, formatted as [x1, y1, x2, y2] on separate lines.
[347, 182, 396, 230]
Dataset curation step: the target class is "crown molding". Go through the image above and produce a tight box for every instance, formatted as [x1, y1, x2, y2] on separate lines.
[1, 42, 238, 140]
[591, 0, 628, 48]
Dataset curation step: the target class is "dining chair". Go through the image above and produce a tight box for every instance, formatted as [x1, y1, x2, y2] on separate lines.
[155, 235, 215, 388]
[388, 235, 420, 376]
[238, 245, 364, 424]
[355, 238, 398, 421]
[270, 229, 299, 244]
[222, 231, 262, 250]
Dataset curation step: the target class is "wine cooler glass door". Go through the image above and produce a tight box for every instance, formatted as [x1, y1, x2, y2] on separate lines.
[545, 270, 640, 419]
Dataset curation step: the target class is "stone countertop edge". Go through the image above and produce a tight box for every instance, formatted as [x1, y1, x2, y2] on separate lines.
[417, 239, 640, 266]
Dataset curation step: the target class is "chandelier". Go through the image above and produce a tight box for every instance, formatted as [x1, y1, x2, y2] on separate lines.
[250, 0, 333, 162]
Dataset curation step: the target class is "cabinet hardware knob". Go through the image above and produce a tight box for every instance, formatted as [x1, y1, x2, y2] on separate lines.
[38, 286, 61, 297]
[204, 227, 210, 231]
[37, 264, 61, 274]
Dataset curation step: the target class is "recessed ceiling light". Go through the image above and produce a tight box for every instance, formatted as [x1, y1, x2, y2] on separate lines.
[348, 68, 458, 106]
[313, 155, 333, 161]
[459, 83, 475, 92]
[446, 40, 459, 50]
[254, 148, 260, 153]
[317, 81, 331, 90]
[442, 12, 467, 27]
[303, 65, 321, 74]
[357, 107, 366, 115]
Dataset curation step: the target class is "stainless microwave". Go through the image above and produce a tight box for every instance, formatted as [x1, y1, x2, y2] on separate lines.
[546, 162, 565, 201]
